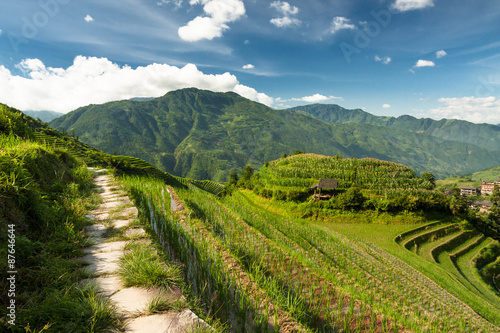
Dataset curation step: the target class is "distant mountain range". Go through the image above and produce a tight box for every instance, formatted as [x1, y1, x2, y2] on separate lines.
[50, 88, 500, 181]
[22, 110, 64, 122]
[285, 104, 500, 152]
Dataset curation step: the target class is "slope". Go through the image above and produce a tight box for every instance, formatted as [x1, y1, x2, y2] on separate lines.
[50, 88, 500, 181]
[286, 104, 500, 151]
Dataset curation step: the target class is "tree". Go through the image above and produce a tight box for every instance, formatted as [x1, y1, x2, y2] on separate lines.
[335, 186, 366, 210]
[240, 164, 254, 182]
[228, 170, 239, 186]
[421, 171, 436, 190]
[237, 164, 255, 189]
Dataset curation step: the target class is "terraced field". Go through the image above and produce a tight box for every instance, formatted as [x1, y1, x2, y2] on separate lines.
[395, 222, 500, 324]
[119, 174, 500, 332]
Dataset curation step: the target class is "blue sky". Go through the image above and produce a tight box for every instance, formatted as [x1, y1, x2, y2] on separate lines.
[1, 0, 500, 124]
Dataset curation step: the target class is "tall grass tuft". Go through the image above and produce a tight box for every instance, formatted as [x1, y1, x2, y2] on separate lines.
[119, 241, 183, 289]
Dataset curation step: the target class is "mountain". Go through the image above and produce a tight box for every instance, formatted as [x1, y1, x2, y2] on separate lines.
[286, 104, 500, 151]
[50, 88, 500, 181]
[22, 110, 64, 122]
[129, 97, 155, 102]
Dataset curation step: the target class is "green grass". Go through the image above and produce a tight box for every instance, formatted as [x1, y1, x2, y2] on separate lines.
[316, 220, 500, 327]
[0, 133, 121, 332]
[118, 241, 183, 289]
[145, 295, 188, 315]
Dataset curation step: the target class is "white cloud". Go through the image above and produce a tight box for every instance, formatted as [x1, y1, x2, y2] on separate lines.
[291, 94, 343, 103]
[391, 0, 434, 12]
[270, 16, 301, 28]
[427, 96, 500, 124]
[382, 104, 391, 109]
[270, 1, 298, 16]
[233, 84, 274, 106]
[178, 0, 245, 42]
[242, 64, 254, 69]
[375, 55, 392, 64]
[436, 50, 447, 58]
[84, 14, 94, 22]
[0, 56, 274, 113]
[270, 1, 301, 28]
[157, 0, 183, 7]
[0, 29, 3, 35]
[414, 59, 435, 68]
[330, 17, 356, 34]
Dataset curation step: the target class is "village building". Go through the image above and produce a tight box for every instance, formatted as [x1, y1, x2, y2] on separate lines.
[472, 199, 494, 213]
[481, 179, 500, 195]
[460, 186, 479, 196]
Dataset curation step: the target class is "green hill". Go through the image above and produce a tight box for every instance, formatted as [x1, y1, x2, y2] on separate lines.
[436, 164, 500, 189]
[257, 153, 433, 192]
[286, 104, 500, 151]
[50, 88, 500, 181]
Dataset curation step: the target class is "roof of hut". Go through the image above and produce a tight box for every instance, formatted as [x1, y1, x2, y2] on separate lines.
[310, 178, 338, 189]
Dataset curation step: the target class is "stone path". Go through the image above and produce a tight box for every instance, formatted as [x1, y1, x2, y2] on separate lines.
[78, 168, 208, 333]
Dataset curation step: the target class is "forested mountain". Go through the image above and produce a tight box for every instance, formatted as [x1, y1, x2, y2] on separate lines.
[286, 104, 500, 151]
[50, 88, 500, 181]
[22, 110, 64, 122]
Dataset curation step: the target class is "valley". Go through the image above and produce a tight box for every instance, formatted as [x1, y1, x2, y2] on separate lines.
[1, 97, 500, 332]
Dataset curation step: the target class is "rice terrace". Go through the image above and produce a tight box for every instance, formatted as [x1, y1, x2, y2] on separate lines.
[1, 1, 500, 331]
[2, 101, 499, 332]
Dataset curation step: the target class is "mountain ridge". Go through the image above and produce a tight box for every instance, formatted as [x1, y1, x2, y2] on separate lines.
[285, 104, 500, 151]
[50, 88, 500, 181]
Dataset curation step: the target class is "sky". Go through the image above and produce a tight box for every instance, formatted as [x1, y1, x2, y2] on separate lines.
[1, 0, 500, 124]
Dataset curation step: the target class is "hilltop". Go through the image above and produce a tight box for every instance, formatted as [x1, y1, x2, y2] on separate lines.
[50, 88, 500, 181]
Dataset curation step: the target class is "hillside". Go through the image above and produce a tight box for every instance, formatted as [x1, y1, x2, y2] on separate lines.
[257, 153, 434, 192]
[3, 102, 500, 332]
[436, 164, 500, 189]
[286, 104, 500, 151]
[50, 88, 500, 181]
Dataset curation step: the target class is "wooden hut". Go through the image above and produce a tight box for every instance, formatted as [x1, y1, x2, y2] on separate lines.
[310, 178, 338, 200]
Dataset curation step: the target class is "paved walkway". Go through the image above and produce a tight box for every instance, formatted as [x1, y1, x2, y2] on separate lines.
[78, 168, 208, 333]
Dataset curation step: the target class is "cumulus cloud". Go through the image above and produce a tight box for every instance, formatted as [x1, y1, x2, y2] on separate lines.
[0, 56, 274, 113]
[291, 94, 343, 103]
[382, 104, 391, 109]
[0, 29, 3, 35]
[427, 96, 500, 124]
[242, 64, 254, 69]
[84, 14, 94, 22]
[375, 55, 392, 64]
[391, 0, 434, 12]
[270, 1, 301, 28]
[414, 59, 435, 68]
[178, 0, 245, 42]
[330, 17, 356, 34]
[436, 50, 447, 58]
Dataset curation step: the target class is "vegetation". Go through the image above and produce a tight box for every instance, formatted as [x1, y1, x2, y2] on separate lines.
[3, 100, 500, 332]
[436, 164, 500, 190]
[286, 103, 500, 152]
[125, 174, 500, 331]
[49, 88, 500, 181]
[0, 105, 119, 332]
